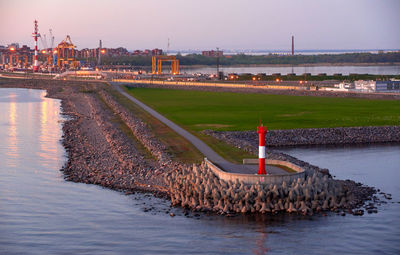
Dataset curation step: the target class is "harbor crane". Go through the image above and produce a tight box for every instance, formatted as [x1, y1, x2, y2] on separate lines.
[152, 55, 179, 75]
[56, 35, 80, 69]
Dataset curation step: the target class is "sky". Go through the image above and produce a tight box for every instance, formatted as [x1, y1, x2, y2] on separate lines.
[0, 0, 399, 51]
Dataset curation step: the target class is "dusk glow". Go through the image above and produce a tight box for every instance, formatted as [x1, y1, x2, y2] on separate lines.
[1, 0, 399, 50]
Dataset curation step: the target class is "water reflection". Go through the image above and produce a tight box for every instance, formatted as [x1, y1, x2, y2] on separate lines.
[1, 88, 63, 173]
[253, 230, 268, 255]
[38, 91, 62, 178]
[39, 96, 51, 166]
[6, 95, 18, 167]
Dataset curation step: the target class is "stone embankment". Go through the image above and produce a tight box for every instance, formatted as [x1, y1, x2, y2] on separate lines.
[61, 86, 194, 197]
[97, 90, 189, 183]
[165, 162, 376, 216]
[204, 126, 400, 149]
[60, 87, 168, 195]
[98, 90, 171, 163]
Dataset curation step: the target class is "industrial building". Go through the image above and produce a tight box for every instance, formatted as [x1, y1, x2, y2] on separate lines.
[325, 80, 400, 93]
[202, 50, 223, 57]
[76, 47, 163, 58]
[354, 80, 400, 93]
[323, 82, 354, 92]
[0, 44, 34, 70]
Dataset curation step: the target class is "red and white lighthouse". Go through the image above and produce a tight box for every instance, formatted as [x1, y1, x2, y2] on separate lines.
[257, 125, 268, 175]
[33, 20, 39, 72]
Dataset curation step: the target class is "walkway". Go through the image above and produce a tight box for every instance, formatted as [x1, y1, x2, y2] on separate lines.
[112, 83, 288, 175]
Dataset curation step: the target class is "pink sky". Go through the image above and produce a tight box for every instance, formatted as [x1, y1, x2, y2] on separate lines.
[1, 0, 399, 51]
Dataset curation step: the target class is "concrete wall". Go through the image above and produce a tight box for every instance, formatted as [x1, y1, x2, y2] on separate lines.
[242, 158, 304, 173]
[113, 79, 307, 91]
[205, 158, 305, 185]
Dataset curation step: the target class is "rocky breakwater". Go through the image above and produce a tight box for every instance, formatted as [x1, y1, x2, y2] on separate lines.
[164, 161, 376, 216]
[99, 90, 171, 164]
[204, 126, 400, 148]
[55, 84, 184, 197]
[96, 89, 189, 184]
[60, 89, 160, 194]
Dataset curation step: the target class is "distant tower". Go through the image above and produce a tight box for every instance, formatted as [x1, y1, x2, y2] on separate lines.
[216, 47, 220, 75]
[291, 35, 294, 55]
[33, 20, 39, 72]
[97, 40, 102, 66]
[167, 38, 170, 55]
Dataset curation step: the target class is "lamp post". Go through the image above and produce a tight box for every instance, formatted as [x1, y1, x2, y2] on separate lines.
[216, 47, 220, 80]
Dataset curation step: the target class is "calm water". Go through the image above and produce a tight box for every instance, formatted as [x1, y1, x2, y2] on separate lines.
[0, 88, 399, 255]
[181, 65, 400, 75]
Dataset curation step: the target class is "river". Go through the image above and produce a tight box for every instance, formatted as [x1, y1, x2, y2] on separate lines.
[0, 88, 399, 255]
[181, 65, 400, 75]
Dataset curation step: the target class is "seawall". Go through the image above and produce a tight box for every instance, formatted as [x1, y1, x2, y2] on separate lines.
[204, 126, 400, 149]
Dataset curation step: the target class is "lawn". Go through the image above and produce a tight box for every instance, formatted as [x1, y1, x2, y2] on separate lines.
[124, 87, 400, 132]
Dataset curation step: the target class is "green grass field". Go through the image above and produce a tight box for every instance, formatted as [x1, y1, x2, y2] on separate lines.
[124, 87, 400, 131]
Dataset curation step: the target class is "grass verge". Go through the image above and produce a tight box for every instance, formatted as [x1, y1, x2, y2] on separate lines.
[103, 85, 204, 164]
[269, 164, 297, 173]
[197, 133, 256, 164]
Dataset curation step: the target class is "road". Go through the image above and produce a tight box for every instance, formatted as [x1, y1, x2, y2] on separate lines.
[112, 82, 288, 175]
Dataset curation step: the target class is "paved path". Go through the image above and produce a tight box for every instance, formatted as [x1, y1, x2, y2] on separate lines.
[112, 83, 288, 175]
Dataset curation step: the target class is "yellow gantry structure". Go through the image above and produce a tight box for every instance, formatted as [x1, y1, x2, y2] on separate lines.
[152, 55, 179, 75]
[1, 54, 29, 68]
[56, 35, 80, 69]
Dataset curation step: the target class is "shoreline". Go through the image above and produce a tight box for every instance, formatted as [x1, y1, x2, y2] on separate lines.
[180, 62, 400, 69]
[0, 77, 387, 216]
[0, 78, 172, 198]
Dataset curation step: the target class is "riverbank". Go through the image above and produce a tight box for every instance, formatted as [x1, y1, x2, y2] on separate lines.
[180, 62, 400, 69]
[101, 51, 400, 68]
[0, 77, 386, 216]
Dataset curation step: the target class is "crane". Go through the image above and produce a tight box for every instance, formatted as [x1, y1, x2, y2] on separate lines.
[49, 29, 55, 66]
[38, 28, 56, 67]
[49, 29, 54, 49]
[40, 34, 48, 51]
[39, 29, 54, 51]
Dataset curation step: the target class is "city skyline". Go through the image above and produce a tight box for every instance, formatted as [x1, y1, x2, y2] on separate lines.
[1, 0, 399, 51]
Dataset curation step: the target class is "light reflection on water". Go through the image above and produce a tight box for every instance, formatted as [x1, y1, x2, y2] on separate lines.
[38, 94, 61, 168]
[7, 99, 18, 167]
[0, 88, 399, 255]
